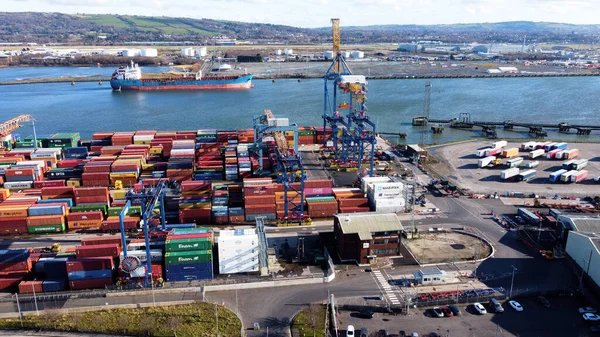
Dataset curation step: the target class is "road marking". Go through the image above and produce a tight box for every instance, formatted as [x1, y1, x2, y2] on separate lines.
[372, 269, 401, 305]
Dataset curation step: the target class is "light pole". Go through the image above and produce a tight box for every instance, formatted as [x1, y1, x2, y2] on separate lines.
[509, 265, 518, 298]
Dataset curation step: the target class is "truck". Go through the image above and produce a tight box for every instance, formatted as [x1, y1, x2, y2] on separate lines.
[501, 167, 520, 180]
[521, 142, 537, 151]
[518, 208, 541, 225]
[476, 148, 492, 157]
[560, 170, 578, 183]
[517, 169, 536, 182]
[529, 149, 545, 159]
[570, 170, 588, 183]
[550, 142, 568, 151]
[549, 169, 567, 183]
[502, 148, 519, 158]
[524, 161, 539, 169]
[571, 159, 588, 171]
[478, 156, 496, 168]
[536, 142, 552, 150]
[562, 160, 577, 170]
[506, 157, 524, 168]
[555, 150, 567, 160]
[564, 149, 580, 160]
[492, 140, 508, 149]
[485, 148, 503, 157]
[544, 143, 557, 152]
[546, 149, 561, 160]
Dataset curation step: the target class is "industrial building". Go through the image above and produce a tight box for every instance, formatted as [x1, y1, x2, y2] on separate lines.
[565, 231, 600, 295]
[413, 267, 446, 285]
[333, 213, 404, 265]
[557, 214, 600, 246]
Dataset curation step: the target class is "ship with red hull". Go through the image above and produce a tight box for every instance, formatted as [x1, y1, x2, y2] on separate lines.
[110, 62, 253, 91]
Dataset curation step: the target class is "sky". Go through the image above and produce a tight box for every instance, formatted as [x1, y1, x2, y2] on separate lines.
[4, 0, 600, 28]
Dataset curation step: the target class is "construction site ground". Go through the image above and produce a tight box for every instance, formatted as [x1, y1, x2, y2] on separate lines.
[404, 231, 492, 265]
[426, 140, 600, 197]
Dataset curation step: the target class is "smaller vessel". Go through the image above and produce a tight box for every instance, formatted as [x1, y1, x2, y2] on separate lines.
[110, 61, 253, 91]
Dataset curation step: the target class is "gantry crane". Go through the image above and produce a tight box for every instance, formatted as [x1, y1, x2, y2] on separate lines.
[0, 114, 38, 149]
[322, 19, 376, 176]
[119, 180, 167, 286]
[253, 110, 308, 225]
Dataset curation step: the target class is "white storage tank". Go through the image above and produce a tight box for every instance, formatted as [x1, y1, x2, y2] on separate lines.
[218, 229, 259, 274]
[342, 51, 351, 58]
[181, 48, 195, 57]
[350, 50, 365, 58]
[140, 48, 158, 57]
[196, 47, 207, 57]
[283, 48, 293, 55]
[122, 49, 140, 57]
[275, 49, 282, 56]
[322, 51, 334, 59]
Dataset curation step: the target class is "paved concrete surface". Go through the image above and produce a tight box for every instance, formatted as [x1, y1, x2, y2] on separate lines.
[427, 140, 600, 196]
[337, 295, 591, 337]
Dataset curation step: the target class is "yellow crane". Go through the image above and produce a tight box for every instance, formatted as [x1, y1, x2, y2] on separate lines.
[331, 18, 341, 73]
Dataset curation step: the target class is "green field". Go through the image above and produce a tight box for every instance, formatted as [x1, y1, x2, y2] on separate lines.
[79, 15, 216, 35]
[0, 302, 241, 337]
[291, 304, 327, 337]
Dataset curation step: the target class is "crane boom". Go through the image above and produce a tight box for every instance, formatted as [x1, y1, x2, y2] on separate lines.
[331, 18, 341, 73]
[0, 114, 35, 138]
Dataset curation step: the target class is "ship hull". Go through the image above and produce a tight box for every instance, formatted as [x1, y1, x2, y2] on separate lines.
[110, 74, 253, 91]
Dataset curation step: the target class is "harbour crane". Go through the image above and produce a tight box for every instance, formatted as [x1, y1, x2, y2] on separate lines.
[322, 19, 376, 176]
[253, 110, 308, 225]
[0, 114, 38, 149]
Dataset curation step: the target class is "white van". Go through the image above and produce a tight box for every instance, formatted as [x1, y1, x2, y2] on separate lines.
[347, 325, 355, 337]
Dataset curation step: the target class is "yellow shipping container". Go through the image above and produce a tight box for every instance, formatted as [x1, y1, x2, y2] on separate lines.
[149, 147, 163, 155]
[502, 148, 519, 158]
[66, 179, 81, 187]
[110, 189, 128, 200]
[109, 172, 139, 179]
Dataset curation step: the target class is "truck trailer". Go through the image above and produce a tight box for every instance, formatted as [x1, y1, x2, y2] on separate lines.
[549, 169, 567, 183]
[501, 168, 520, 180]
[570, 170, 588, 183]
[517, 169, 536, 182]
[478, 156, 496, 168]
[529, 149, 545, 159]
[492, 140, 508, 149]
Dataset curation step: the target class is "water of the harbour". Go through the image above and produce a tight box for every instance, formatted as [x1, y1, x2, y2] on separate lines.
[1, 66, 600, 144]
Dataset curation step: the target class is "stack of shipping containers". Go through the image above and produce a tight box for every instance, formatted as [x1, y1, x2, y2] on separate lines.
[0, 249, 31, 291]
[165, 228, 213, 282]
[179, 181, 212, 225]
[218, 229, 259, 274]
[243, 178, 276, 221]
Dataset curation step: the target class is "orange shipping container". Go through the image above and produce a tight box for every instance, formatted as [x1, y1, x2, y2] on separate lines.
[27, 215, 65, 227]
[0, 207, 30, 218]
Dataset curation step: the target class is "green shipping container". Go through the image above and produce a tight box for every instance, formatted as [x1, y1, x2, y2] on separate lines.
[165, 238, 212, 252]
[71, 204, 108, 215]
[172, 227, 211, 234]
[306, 196, 336, 203]
[164, 250, 212, 265]
[27, 223, 65, 234]
[108, 206, 142, 217]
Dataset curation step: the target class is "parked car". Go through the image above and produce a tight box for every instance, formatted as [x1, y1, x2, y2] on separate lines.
[398, 331, 406, 337]
[360, 328, 368, 337]
[473, 302, 487, 314]
[357, 310, 374, 319]
[581, 307, 598, 314]
[537, 296, 551, 308]
[378, 330, 389, 337]
[590, 325, 600, 333]
[441, 306, 454, 317]
[432, 307, 444, 318]
[489, 298, 504, 313]
[347, 325, 355, 337]
[509, 300, 523, 312]
[410, 333, 419, 337]
[449, 304, 461, 315]
[583, 313, 600, 322]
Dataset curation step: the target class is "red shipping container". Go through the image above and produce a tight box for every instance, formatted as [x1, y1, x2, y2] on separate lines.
[304, 180, 333, 189]
[69, 278, 113, 290]
[18, 280, 43, 294]
[243, 186, 276, 196]
[304, 187, 333, 196]
[57, 160, 84, 168]
[244, 195, 276, 205]
[83, 164, 112, 173]
[81, 236, 123, 247]
[33, 180, 66, 188]
[245, 205, 277, 215]
[76, 196, 109, 204]
[0, 277, 22, 290]
[67, 211, 104, 222]
[66, 257, 115, 272]
[5, 168, 35, 177]
[27, 215, 65, 226]
[76, 244, 121, 258]
[0, 218, 28, 235]
[151, 264, 163, 279]
[74, 187, 109, 197]
[338, 198, 370, 207]
[0, 260, 31, 273]
[101, 218, 138, 231]
[41, 186, 75, 197]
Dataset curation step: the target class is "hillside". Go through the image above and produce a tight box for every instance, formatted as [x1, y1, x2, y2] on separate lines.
[0, 13, 598, 45]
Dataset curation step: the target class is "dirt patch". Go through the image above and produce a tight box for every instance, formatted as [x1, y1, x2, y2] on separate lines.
[404, 231, 492, 264]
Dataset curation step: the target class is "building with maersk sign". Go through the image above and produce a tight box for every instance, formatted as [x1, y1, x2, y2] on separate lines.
[217, 229, 259, 274]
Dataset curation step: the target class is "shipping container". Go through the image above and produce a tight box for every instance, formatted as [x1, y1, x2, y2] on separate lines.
[18, 280, 43, 294]
[560, 170, 579, 183]
[69, 278, 113, 290]
[551, 143, 568, 151]
[164, 250, 212, 265]
[501, 148, 519, 158]
[518, 208, 541, 225]
[500, 168, 520, 180]
[66, 257, 115, 272]
[564, 149, 580, 160]
[543, 143, 557, 152]
[549, 169, 567, 183]
[517, 169, 536, 182]
[42, 279, 67, 292]
[528, 149, 545, 159]
[491, 140, 507, 148]
[562, 160, 577, 170]
[524, 161, 539, 169]
[485, 148, 502, 157]
[546, 149, 561, 160]
[570, 159, 588, 171]
[521, 142, 537, 151]
[478, 156, 496, 168]
[75, 244, 121, 258]
[506, 157, 523, 168]
[165, 238, 212, 252]
[570, 170, 588, 183]
[68, 269, 112, 280]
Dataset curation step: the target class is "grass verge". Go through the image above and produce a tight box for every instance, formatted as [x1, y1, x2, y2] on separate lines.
[291, 304, 327, 337]
[0, 302, 241, 337]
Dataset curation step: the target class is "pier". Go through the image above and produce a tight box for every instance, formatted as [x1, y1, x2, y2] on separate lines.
[413, 113, 600, 139]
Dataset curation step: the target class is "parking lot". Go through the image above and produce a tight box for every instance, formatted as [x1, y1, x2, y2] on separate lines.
[337, 295, 595, 337]
[427, 140, 600, 196]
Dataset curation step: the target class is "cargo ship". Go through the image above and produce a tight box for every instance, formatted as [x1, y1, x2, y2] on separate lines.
[110, 61, 253, 91]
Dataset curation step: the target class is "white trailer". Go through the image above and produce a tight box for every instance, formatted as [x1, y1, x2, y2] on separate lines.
[501, 168, 520, 180]
[478, 156, 496, 168]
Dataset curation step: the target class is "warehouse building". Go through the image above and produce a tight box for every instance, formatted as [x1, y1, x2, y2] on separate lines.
[565, 231, 600, 295]
[557, 215, 600, 246]
[333, 213, 404, 265]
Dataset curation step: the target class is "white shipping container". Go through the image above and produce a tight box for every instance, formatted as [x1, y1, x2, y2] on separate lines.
[478, 156, 496, 168]
[521, 141, 536, 150]
[218, 230, 259, 274]
[370, 197, 405, 208]
[492, 140, 507, 148]
[368, 182, 404, 199]
[361, 176, 392, 193]
[501, 168, 520, 179]
[529, 149, 545, 158]
[3, 181, 33, 189]
[475, 148, 491, 157]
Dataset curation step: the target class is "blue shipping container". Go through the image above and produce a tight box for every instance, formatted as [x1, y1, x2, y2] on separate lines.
[165, 262, 212, 274]
[28, 205, 65, 216]
[166, 270, 213, 282]
[164, 223, 197, 230]
[229, 207, 244, 216]
[44, 258, 69, 279]
[37, 198, 74, 207]
[0, 249, 30, 263]
[68, 269, 113, 281]
[42, 279, 67, 292]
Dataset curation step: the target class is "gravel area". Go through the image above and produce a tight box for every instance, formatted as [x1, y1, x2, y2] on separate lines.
[404, 232, 492, 264]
